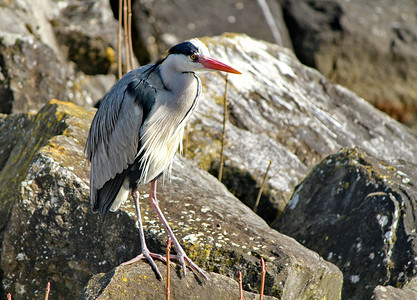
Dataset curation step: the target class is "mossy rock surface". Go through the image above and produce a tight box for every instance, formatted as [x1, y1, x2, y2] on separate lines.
[0, 100, 86, 230]
[276, 147, 417, 299]
[1, 100, 342, 299]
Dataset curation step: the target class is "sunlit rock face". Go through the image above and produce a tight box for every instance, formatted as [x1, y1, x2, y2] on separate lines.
[186, 34, 417, 223]
[0, 100, 342, 299]
[1, 32, 417, 299]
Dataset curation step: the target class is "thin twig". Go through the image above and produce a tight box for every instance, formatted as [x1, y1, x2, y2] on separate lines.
[218, 74, 229, 182]
[123, 0, 131, 72]
[166, 237, 172, 300]
[127, 0, 135, 69]
[45, 282, 51, 300]
[117, 0, 123, 79]
[253, 160, 272, 213]
[238, 271, 244, 300]
[260, 258, 266, 300]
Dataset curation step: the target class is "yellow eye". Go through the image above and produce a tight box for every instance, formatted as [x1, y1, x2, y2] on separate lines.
[190, 54, 197, 60]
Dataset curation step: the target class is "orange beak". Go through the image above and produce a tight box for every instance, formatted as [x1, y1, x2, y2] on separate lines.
[199, 56, 242, 74]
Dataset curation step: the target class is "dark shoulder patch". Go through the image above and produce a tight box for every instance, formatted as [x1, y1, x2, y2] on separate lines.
[168, 41, 198, 56]
[127, 79, 156, 125]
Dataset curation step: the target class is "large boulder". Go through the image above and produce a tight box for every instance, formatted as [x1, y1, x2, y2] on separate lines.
[275, 147, 417, 299]
[0, 32, 75, 113]
[373, 285, 417, 300]
[50, 0, 118, 75]
[374, 278, 417, 299]
[0, 100, 342, 299]
[81, 262, 278, 300]
[0, 105, 67, 231]
[183, 34, 417, 223]
[131, 0, 292, 63]
[2, 31, 417, 299]
[0, 113, 34, 172]
[0, 0, 117, 114]
[282, 0, 417, 129]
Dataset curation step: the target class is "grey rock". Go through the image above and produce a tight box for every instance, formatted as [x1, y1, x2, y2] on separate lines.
[0, 0, 118, 113]
[0, 33, 75, 113]
[275, 147, 417, 299]
[50, 0, 118, 75]
[0, 101, 68, 231]
[0, 100, 342, 299]
[404, 277, 417, 292]
[373, 277, 417, 299]
[132, 0, 292, 63]
[2, 32, 416, 299]
[373, 285, 417, 300]
[184, 34, 417, 223]
[282, 0, 417, 129]
[0, 112, 33, 171]
[80, 262, 278, 300]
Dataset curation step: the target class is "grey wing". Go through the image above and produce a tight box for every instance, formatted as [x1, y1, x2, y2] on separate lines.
[86, 75, 156, 213]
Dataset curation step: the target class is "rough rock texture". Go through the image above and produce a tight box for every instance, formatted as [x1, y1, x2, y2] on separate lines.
[276, 147, 417, 299]
[0, 32, 75, 113]
[1, 0, 417, 298]
[131, 0, 292, 63]
[50, 0, 118, 75]
[0, 0, 117, 113]
[1, 32, 417, 299]
[0, 100, 342, 299]
[374, 277, 417, 299]
[282, 0, 417, 129]
[81, 262, 278, 300]
[0, 104, 67, 231]
[183, 34, 417, 223]
[2, 0, 417, 228]
[0, 113, 34, 171]
[373, 285, 417, 300]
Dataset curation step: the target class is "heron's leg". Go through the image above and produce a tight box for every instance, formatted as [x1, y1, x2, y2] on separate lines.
[148, 180, 208, 280]
[121, 189, 166, 280]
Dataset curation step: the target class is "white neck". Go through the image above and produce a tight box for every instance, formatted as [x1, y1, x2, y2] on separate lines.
[159, 55, 195, 92]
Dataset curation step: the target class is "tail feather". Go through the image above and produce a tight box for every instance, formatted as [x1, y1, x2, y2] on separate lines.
[94, 171, 128, 220]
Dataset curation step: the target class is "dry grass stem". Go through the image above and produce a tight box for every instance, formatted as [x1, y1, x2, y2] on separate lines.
[166, 237, 172, 300]
[238, 270, 244, 300]
[117, 0, 123, 79]
[123, 0, 131, 72]
[218, 74, 229, 182]
[45, 282, 51, 300]
[253, 160, 272, 213]
[260, 258, 266, 300]
[118, 0, 135, 78]
[127, 0, 135, 69]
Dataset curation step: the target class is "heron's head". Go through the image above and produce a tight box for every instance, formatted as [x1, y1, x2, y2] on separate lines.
[164, 39, 241, 74]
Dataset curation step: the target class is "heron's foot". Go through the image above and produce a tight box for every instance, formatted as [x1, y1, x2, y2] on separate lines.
[170, 251, 209, 280]
[122, 249, 167, 280]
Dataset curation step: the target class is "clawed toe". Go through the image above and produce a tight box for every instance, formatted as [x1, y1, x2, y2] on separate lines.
[168, 253, 208, 280]
[123, 251, 208, 280]
[122, 250, 167, 280]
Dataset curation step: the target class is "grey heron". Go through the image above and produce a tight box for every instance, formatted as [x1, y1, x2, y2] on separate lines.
[86, 38, 241, 280]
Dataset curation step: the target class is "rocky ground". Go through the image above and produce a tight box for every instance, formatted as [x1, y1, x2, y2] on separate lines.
[1, 0, 417, 299]
[282, 0, 417, 129]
